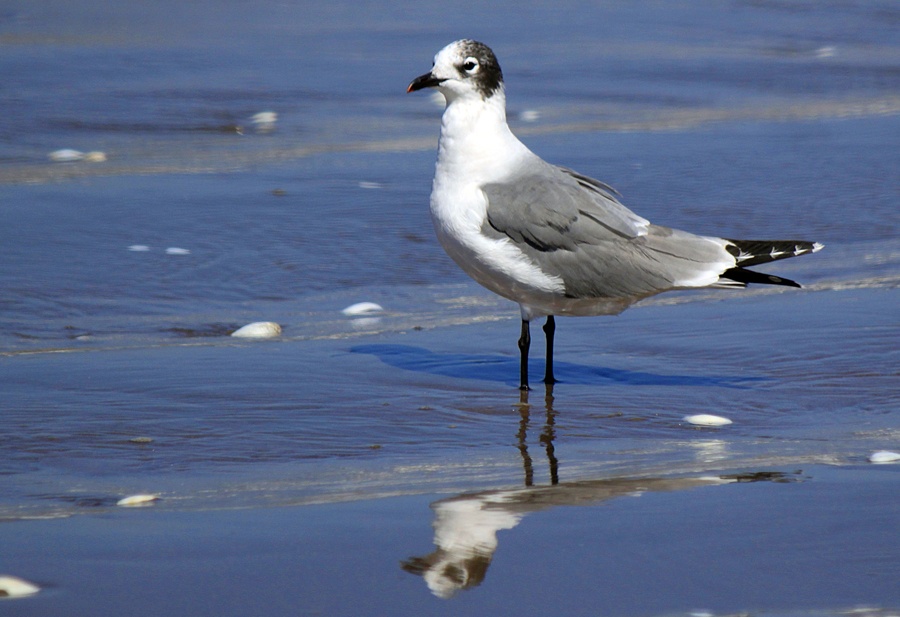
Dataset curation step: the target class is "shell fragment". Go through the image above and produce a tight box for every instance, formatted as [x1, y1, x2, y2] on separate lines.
[116, 494, 160, 507]
[868, 450, 900, 464]
[231, 322, 282, 339]
[341, 302, 384, 316]
[0, 576, 40, 599]
[684, 414, 733, 427]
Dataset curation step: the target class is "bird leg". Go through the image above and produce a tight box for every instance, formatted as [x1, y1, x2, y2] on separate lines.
[518, 319, 531, 390]
[543, 316, 557, 385]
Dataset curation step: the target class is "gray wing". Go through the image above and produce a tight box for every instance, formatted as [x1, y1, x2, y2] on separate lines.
[482, 162, 649, 249]
[482, 163, 731, 299]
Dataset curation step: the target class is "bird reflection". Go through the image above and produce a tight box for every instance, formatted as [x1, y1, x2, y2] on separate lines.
[401, 475, 736, 599]
[400, 489, 522, 598]
[403, 390, 798, 599]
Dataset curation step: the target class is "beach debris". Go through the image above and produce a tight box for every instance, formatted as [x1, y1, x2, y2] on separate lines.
[0, 576, 40, 599]
[127, 244, 151, 252]
[47, 149, 106, 162]
[684, 414, 733, 427]
[341, 302, 384, 316]
[231, 321, 282, 339]
[48, 148, 84, 162]
[116, 494, 159, 507]
[519, 109, 541, 122]
[251, 111, 277, 124]
[868, 450, 900, 464]
[128, 436, 154, 444]
[251, 111, 277, 133]
[358, 181, 383, 189]
[165, 247, 190, 255]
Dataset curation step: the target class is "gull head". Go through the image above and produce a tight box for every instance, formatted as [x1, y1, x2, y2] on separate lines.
[407, 39, 503, 103]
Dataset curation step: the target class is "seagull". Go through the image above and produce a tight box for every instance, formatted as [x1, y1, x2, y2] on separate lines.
[407, 39, 822, 390]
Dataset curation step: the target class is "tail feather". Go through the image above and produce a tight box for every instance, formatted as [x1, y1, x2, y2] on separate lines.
[719, 238, 823, 289]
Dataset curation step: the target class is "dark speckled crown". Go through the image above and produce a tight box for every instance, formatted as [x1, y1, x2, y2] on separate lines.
[456, 40, 504, 98]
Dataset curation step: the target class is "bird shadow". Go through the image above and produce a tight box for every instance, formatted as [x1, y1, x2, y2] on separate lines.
[349, 344, 764, 389]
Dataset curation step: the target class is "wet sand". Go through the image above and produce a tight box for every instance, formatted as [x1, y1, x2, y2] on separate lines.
[2, 1, 898, 614]
[3, 463, 898, 616]
[2, 284, 899, 615]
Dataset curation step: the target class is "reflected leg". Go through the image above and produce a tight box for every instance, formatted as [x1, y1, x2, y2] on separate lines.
[516, 389, 534, 486]
[540, 385, 559, 485]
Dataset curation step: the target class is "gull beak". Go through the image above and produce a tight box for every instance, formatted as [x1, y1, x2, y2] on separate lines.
[407, 72, 444, 93]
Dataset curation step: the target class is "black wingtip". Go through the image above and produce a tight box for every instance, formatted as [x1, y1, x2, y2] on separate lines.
[725, 239, 822, 268]
[721, 267, 802, 288]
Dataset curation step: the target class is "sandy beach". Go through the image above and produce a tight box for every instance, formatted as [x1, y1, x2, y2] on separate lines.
[2, 1, 898, 614]
[3, 463, 899, 615]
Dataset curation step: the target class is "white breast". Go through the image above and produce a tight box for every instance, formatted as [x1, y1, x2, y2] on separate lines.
[429, 94, 566, 302]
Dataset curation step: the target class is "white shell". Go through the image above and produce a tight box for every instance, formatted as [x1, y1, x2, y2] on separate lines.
[116, 494, 159, 507]
[165, 247, 190, 255]
[868, 450, 900, 464]
[231, 321, 282, 339]
[684, 414, 733, 427]
[341, 302, 384, 316]
[251, 111, 278, 125]
[251, 112, 277, 133]
[83, 151, 107, 162]
[127, 244, 150, 252]
[0, 576, 40, 598]
[48, 148, 84, 162]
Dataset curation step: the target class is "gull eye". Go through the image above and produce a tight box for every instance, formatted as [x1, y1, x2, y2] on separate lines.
[461, 57, 479, 73]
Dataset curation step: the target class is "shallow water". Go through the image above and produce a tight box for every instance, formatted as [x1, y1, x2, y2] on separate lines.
[0, 1, 898, 613]
[3, 465, 899, 616]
